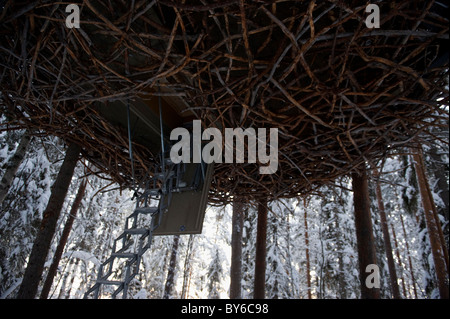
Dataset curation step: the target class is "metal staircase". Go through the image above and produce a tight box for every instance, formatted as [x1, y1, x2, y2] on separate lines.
[84, 156, 187, 299]
[84, 95, 211, 298]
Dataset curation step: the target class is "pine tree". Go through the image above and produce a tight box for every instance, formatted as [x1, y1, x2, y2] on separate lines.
[412, 147, 449, 298]
[254, 198, 268, 299]
[40, 177, 87, 299]
[180, 235, 194, 298]
[303, 198, 312, 299]
[163, 235, 181, 299]
[241, 204, 257, 299]
[17, 142, 81, 299]
[230, 196, 244, 298]
[0, 134, 61, 297]
[372, 167, 401, 299]
[0, 130, 31, 207]
[207, 249, 223, 299]
[352, 166, 380, 299]
[399, 212, 418, 298]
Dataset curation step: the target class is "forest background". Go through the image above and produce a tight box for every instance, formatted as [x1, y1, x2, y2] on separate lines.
[0, 112, 448, 299]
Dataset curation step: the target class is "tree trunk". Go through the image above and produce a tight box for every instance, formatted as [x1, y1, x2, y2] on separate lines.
[399, 212, 418, 298]
[57, 259, 78, 299]
[269, 213, 279, 299]
[420, 155, 449, 274]
[163, 234, 180, 299]
[0, 130, 31, 208]
[254, 197, 268, 299]
[17, 142, 80, 299]
[303, 199, 312, 299]
[352, 167, 380, 299]
[373, 168, 401, 299]
[412, 148, 449, 298]
[230, 196, 245, 299]
[390, 222, 407, 297]
[429, 146, 449, 266]
[181, 234, 194, 299]
[40, 178, 87, 299]
[429, 145, 449, 224]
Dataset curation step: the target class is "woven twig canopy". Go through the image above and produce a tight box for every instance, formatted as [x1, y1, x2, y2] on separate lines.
[0, 0, 448, 204]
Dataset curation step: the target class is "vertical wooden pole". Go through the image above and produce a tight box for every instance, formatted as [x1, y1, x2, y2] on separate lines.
[230, 196, 245, 299]
[352, 166, 380, 299]
[412, 148, 449, 299]
[254, 197, 268, 299]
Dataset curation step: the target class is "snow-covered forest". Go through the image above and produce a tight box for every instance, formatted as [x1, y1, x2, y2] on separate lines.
[0, 113, 448, 299]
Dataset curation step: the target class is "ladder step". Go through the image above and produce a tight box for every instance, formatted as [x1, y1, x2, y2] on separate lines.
[142, 188, 160, 196]
[154, 171, 174, 179]
[123, 228, 149, 235]
[96, 280, 123, 286]
[133, 206, 158, 215]
[111, 252, 137, 259]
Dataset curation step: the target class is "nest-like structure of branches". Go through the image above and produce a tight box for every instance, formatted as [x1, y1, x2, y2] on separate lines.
[1, 1, 448, 204]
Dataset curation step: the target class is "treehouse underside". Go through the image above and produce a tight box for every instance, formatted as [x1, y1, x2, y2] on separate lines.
[1, 0, 448, 204]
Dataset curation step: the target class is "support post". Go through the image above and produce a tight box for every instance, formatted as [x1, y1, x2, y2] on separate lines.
[352, 166, 380, 299]
[254, 197, 268, 299]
